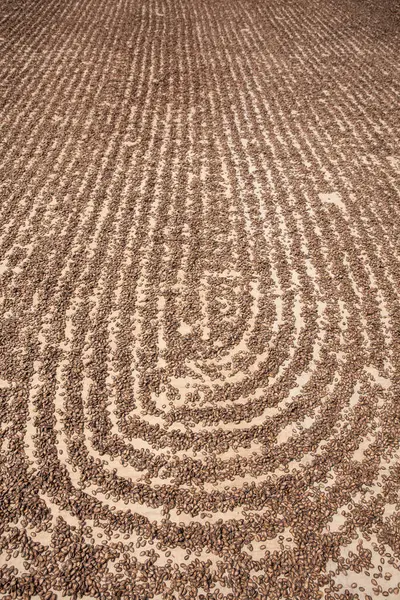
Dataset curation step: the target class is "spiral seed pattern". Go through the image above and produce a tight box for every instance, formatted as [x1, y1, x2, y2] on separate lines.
[1, 0, 400, 598]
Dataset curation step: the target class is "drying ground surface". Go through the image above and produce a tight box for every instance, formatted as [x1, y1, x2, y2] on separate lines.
[1, 0, 400, 598]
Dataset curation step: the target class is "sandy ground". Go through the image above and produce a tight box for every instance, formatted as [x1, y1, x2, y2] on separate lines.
[1, 0, 400, 598]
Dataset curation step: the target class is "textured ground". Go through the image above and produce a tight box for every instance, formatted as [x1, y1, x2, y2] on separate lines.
[1, 0, 400, 598]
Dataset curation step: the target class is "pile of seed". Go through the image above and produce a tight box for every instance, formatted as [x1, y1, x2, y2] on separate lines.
[1, 0, 400, 597]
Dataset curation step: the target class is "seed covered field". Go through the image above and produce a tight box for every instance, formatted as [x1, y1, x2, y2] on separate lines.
[0, 0, 400, 598]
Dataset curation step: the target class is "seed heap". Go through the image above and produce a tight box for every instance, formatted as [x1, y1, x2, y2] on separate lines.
[1, 0, 400, 597]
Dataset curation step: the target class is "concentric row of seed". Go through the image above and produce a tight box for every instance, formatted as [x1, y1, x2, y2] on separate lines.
[1, 0, 400, 598]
